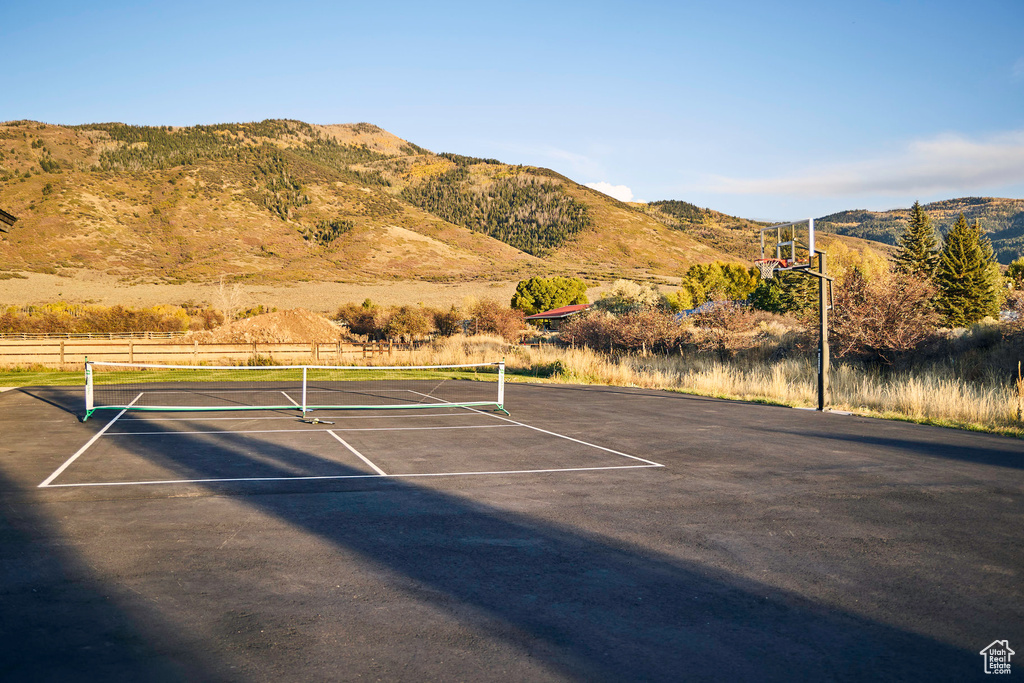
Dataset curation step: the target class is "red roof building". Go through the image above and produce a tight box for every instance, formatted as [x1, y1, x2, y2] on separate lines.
[524, 304, 591, 330]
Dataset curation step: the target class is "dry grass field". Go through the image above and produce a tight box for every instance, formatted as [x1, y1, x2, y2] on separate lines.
[376, 336, 1024, 436]
[0, 271, 632, 312]
[0, 271, 525, 311]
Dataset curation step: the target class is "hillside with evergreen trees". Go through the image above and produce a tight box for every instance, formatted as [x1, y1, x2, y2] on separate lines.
[816, 197, 1024, 264]
[0, 119, 737, 285]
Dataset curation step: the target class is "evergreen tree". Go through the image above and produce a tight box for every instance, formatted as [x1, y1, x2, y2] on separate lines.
[934, 214, 1000, 326]
[748, 270, 816, 315]
[893, 200, 940, 278]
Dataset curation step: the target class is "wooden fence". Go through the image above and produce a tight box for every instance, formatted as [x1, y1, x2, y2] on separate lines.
[0, 339, 399, 367]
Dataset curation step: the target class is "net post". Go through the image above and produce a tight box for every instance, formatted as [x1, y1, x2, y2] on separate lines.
[84, 358, 94, 421]
[301, 366, 308, 415]
[496, 360, 509, 415]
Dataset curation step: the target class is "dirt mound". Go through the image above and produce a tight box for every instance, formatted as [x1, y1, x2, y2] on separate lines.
[189, 308, 350, 344]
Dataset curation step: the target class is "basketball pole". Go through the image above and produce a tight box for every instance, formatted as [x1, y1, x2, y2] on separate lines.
[799, 250, 832, 411]
[817, 251, 829, 411]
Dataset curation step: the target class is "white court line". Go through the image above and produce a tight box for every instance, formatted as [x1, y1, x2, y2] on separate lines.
[38, 393, 142, 488]
[104, 424, 518, 436]
[407, 391, 664, 468]
[40, 464, 661, 488]
[326, 430, 387, 476]
[43, 389, 663, 489]
[281, 391, 300, 407]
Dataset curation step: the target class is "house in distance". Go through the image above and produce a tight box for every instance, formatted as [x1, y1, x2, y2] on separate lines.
[525, 304, 591, 331]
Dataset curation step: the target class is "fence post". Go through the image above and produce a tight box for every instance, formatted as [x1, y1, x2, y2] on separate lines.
[129, 341, 134, 363]
[60, 340, 65, 365]
[194, 340, 198, 362]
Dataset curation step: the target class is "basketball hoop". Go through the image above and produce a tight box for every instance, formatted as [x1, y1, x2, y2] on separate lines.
[754, 258, 786, 280]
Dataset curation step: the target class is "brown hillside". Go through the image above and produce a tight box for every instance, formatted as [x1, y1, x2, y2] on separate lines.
[0, 120, 748, 290]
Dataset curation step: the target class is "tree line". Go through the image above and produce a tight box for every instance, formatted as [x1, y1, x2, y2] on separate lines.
[400, 169, 592, 255]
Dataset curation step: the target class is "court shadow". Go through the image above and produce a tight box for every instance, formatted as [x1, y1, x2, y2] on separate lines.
[760, 425, 1024, 470]
[15, 386, 83, 418]
[83, 418, 979, 681]
[0, 469, 223, 681]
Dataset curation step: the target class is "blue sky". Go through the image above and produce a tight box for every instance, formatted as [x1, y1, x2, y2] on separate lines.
[2, 0, 1022, 220]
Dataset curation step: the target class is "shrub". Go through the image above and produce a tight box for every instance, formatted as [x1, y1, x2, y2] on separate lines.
[830, 268, 939, 363]
[336, 300, 383, 337]
[511, 276, 588, 315]
[432, 306, 462, 337]
[468, 299, 527, 342]
[691, 302, 760, 360]
[677, 262, 759, 308]
[384, 305, 433, 341]
[559, 307, 688, 353]
[187, 307, 225, 331]
[593, 280, 666, 315]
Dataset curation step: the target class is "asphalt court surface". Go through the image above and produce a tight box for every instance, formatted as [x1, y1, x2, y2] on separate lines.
[2, 381, 1023, 681]
[42, 403, 661, 489]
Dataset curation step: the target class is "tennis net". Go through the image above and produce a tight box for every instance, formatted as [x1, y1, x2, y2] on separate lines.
[84, 360, 506, 420]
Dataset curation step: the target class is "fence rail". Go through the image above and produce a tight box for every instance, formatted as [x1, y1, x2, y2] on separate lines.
[0, 339, 400, 367]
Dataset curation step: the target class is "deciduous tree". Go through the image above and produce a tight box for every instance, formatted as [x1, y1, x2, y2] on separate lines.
[511, 276, 588, 315]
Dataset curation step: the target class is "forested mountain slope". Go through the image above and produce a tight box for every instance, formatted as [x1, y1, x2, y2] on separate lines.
[816, 197, 1024, 264]
[0, 120, 737, 285]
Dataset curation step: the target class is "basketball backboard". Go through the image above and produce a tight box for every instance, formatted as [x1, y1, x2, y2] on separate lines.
[757, 218, 814, 271]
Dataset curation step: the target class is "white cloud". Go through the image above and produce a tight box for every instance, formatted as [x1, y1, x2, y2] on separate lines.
[585, 181, 635, 202]
[702, 130, 1024, 198]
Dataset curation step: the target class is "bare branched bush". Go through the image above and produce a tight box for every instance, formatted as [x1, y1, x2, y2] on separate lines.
[691, 302, 760, 360]
[830, 269, 939, 363]
[559, 308, 688, 353]
[215, 276, 244, 320]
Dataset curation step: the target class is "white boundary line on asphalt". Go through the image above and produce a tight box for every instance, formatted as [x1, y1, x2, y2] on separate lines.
[40, 389, 664, 488]
[38, 393, 142, 488]
[407, 390, 664, 468]
[326, 430, 388, 475]
[40, 464, 663, 488]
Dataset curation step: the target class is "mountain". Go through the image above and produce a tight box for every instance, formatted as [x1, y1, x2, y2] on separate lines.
[643, 199, 894, 261]
[0, 119, 737, 287]
[816, 197, 1024, 264]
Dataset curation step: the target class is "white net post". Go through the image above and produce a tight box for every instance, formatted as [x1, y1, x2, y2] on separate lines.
[497, 360, 505, 410]
[84, 361, 94, 417]
[301, 366, 308, 414]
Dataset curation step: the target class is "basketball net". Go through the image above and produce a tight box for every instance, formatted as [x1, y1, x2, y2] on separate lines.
[754, 258, 784, 280]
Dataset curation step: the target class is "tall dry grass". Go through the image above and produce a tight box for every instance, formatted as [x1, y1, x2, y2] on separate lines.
[382, 334, 1021, 434]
